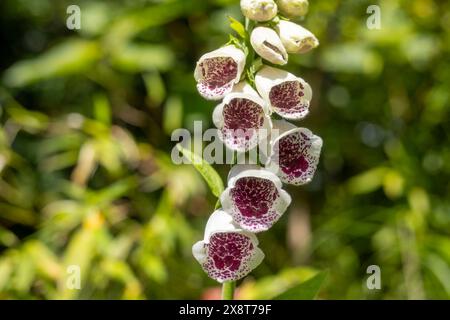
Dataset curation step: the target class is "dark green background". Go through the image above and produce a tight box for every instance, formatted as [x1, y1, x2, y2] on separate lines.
[0, 0, 449, 299]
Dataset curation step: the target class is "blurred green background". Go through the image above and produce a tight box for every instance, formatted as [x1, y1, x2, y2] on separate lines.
[0, 0, 449, 299]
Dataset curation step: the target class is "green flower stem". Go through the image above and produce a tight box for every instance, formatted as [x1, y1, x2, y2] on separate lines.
[244, 17, 257, 85]
[221, 281, 236, 300]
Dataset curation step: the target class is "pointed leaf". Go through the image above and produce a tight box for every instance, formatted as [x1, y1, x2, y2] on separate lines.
[176, 144, 224, 198]
[228, 16, 246, 39]
[273, 271, 327, 300]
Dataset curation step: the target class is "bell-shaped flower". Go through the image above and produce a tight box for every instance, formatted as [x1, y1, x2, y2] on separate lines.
[192, 210, 265, 283]
[194, 45, 246, 100]
[220, 165, 291, 232]
[250, 27, 288, 65]
[240, 0, 278, 22]
[277, 0, 309, 18]
[276, 20, 319, 54]
[213, 82, 272, 152]
[255, 66, 312, 120]
[266, 120, 322, 185]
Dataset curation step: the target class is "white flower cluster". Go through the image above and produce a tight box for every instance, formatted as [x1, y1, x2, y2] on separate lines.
[192, 0, 322, 283]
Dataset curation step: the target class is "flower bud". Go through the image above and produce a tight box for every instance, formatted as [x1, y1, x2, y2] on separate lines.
[240, 0, 278, 22]
[276, 20, 319, 54]
[250, 27, 288, 65]
[277, 0, 309, 17]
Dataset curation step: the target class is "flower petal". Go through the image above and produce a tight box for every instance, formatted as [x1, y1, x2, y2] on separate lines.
[255, 66, 312, 120]
[213, 88, 271, 152]
[269, 80, 312, 119]
[194, 45, 246, 100]
[248, 246, 265, 270]
[204, 210, 239, 242]
[192, 240, 207, 264]
[221, 165, 291, 232]
[267, 120, 322, 185]
[199, 231, 263, 282]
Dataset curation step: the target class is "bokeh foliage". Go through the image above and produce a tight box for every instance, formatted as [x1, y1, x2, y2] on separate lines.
[0, 0, 449, 299]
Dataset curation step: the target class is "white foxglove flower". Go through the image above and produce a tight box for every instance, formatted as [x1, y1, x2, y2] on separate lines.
[276, 20, 319, 54]
[266, 120, 322, 185]
[194, 45, 246, 100]
[240, 0, 278, 22]
[213, 82, 272, 152]
[220, 165, 291, 232]
[192, 210, 265, 283]
[255, 66, 312, 120]
[277, 0, 309, 17]
[250, 27, 288, 65]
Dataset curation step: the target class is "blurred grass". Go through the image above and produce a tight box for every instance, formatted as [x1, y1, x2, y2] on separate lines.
[0, 0, 449, 299]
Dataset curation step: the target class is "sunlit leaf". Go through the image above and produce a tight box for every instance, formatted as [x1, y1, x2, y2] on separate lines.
[3, 39, 101, 87]
[346, 167, 388, 195]
[163, 96, 183, 135]
[111, 44, 175, 72]
[228, 16, 246, 39]
[273, 271, 328, 300]
[176, 144, 224, 198]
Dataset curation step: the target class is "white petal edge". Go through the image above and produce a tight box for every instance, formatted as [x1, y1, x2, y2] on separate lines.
[192, 240, 207, 265]
[230, 82, 261, 98]
[203, 210, 240, 242]
[248, 246, 265, 270]
[227, 164, 283, 189]
[275, 189, 292, 214]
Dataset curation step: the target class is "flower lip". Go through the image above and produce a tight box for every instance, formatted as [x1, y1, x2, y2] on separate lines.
[250, 27, 288, 65]
[194, 45, 246, 100]
[255, 66, 312, 120]
[266, 120, 322, 185]
[192, 210, 265, 282]
[212, 83, 272, 152]
[221, 165, 291, 232]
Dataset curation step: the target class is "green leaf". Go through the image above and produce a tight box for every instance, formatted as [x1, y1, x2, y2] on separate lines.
[110, 44, 175, 72]
[347, 167, 388, 195]
[2, 39, 101, 87]
[228, 16, 246, 39]
[273, 271, 327, 300]
[104, 0, 203, 49]
[163, 96, 183, 134]
[176, 144, 224, 198]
